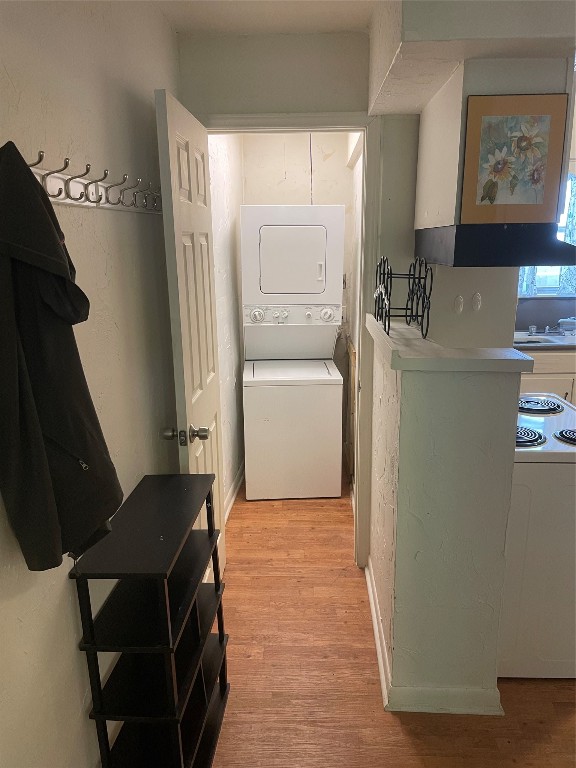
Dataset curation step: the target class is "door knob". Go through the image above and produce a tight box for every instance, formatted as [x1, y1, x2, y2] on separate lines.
[161, 427, 177, 440]
[189, 424, 210, 442]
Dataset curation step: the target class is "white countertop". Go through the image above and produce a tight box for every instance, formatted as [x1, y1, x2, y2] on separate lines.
[366, 314, 534, 373]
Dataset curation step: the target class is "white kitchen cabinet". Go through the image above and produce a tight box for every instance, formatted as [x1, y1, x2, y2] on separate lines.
[519, 351, 576, 404]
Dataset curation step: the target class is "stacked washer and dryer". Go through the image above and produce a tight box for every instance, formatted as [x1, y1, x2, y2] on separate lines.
[241, 205, 345, 501]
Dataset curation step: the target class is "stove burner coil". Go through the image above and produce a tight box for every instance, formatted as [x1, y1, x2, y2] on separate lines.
[554, 429, 576, 446]
[516, 426, 546, 447]
[518, 397, 564, 415]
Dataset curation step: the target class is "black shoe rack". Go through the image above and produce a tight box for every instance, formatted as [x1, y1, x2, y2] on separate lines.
[69, 474, 229, 768]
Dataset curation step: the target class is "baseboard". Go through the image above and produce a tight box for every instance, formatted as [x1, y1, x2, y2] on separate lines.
[224, 462, 244, 524]
[365, 557, 391, 708]
[386, 684, 504, 716]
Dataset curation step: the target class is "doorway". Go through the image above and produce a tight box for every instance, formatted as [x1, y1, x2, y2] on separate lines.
[206, 130, 365, 526]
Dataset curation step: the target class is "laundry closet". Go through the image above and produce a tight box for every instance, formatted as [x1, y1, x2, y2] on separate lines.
[207, 132, 364, 502]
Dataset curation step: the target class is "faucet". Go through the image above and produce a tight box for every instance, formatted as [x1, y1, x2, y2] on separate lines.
[544, 325, 565, 336]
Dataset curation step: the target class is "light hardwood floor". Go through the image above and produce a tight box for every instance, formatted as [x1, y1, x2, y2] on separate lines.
[213, 487, 575, 768]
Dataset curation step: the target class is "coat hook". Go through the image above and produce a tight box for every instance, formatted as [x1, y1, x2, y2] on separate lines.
[120, 178, 142, 208]
[104, 174, 129, 206]
[65, 164, 91, 202]
[85, 169, 109, 204]
[28, 150, 44, 168]
[134, 181, 152, 209]
[150, 187, 162, 211]
[41, 158, 70, 198]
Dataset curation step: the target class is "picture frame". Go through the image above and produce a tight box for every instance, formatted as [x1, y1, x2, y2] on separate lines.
[460, 93, 568, 224]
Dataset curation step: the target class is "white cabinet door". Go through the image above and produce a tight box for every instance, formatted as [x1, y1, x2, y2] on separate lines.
[520, 374, 575, 403]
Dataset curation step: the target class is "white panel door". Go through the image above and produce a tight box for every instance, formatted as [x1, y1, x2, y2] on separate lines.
[156, 89, 225, 568]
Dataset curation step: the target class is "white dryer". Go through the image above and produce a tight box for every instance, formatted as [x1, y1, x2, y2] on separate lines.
[243, 360, 342, 500]
[241, 205, 345, 307]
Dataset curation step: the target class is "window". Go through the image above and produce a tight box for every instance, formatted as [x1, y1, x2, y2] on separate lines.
[518, 173, 576, 298]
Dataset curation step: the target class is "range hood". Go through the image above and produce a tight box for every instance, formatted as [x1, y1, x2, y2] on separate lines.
[415, 223, 576, 267]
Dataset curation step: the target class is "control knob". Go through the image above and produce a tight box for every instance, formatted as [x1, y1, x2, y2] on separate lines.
[250, 308, 264, 323]
[320, 307, 335, 322]
[305, 311, 312, 320]
[281, 310, 289, 319]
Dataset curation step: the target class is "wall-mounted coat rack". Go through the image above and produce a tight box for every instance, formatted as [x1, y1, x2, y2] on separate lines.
[27, 151, 162, 215]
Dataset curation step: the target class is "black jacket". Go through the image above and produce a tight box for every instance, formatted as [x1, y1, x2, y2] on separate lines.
[0, 141, 123, 570]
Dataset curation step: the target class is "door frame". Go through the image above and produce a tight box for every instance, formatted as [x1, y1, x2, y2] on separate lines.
[203, 110, 381, 568]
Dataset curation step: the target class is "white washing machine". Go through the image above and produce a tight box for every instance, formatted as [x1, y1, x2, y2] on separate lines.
[243, 360, 342, 500]
[498, 394, 576, 677]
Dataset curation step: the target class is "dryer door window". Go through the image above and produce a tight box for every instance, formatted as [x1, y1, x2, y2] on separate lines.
[259, 225, 327, 294]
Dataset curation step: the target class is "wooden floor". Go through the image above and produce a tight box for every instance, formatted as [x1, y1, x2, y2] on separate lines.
[213, 487, 575, 768]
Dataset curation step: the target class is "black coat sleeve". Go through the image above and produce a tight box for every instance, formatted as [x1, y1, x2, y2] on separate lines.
[0, 256, 64, 569]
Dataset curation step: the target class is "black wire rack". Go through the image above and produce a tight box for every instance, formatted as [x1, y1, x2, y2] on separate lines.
[374, 255, 433, 339]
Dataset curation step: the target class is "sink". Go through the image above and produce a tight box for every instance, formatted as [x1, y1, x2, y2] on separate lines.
[513, 333, 562, 345]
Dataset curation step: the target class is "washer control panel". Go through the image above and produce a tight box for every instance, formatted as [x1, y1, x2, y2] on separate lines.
[244, 305, 342, 325]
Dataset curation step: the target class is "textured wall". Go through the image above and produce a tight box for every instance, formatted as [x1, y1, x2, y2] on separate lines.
[379, 115, 420, 273]
[0, 4, 179, 767]
[349, 138, 364, 351]
[403, 0, 576, 42]
[414, 65, 463, 229]
[178, 32, 369, 118]
[369, 344, 401, 683]
[392, 369, 520, 700]
[208, 135, 245, 507]
[368, 2, 402, 115]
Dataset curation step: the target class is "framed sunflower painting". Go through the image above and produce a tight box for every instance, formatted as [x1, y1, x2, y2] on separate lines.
[460, 93, 568, 224]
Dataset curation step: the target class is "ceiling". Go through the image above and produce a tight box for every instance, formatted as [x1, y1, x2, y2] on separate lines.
[154, 0, 376, 35]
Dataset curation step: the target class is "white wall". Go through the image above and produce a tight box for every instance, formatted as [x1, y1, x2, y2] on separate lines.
[379, 115, 420, 273]
[177, 32, 370, 118]
[368, 343, 401, 697]
[427, 266, 520, 349]
[208, 135, 245, 510]
[369, 1, 403, 115]
[349, 135, 364, 351]
[0, 4, 179, 767]
[414, 65, 463, 229]
[403, 0, 576, 42]
[390, 366, 521, 713]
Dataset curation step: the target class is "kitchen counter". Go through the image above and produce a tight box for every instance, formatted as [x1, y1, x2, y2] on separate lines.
[366, 315, 533, 372]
